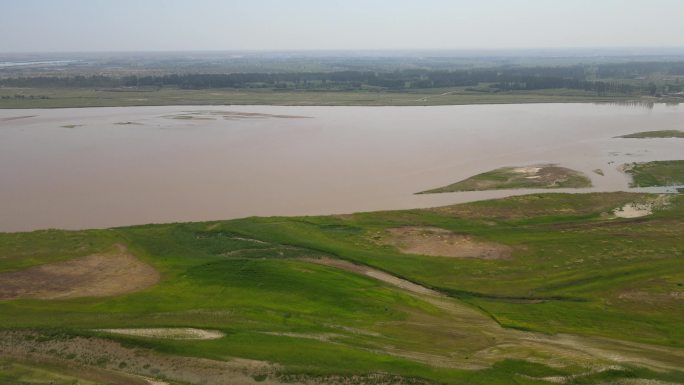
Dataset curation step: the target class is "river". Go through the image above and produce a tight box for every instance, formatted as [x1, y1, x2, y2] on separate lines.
[1, 103, 682, 231]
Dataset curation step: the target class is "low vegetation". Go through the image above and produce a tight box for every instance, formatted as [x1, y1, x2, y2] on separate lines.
[0, 86, 638, 108]
[618, 130, 684, 138]
[3, 56, 684, 108]
[418, 165, 592, 194]
[1, 192, 683, 384]
[624, 160, 684, 187]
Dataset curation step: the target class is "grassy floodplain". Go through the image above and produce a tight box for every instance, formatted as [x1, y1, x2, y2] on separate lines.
[625, 160, 684, 187]
[418, 165, 592, 194]
[0, 86, 647, 108]
[1, 191, 684, 385]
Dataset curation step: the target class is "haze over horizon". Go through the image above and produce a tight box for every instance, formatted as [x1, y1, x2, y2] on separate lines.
[2, 0, 684, 53]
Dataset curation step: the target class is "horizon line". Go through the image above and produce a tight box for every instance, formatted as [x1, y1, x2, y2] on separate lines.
[3, 46, 684, 56]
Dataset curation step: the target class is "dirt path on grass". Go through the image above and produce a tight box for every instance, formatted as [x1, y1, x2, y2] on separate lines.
[0, 244, 159, 300]
[302, 257, 440, 296]
[301, 256, 684, 373]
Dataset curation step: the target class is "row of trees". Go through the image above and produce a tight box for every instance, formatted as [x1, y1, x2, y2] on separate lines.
[492, 78, 637, 95]
[596, 61, 684, 78]
[1, 64, 678, 94]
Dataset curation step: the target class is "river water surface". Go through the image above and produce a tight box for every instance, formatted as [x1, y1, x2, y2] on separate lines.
[1, 103, 682, 232]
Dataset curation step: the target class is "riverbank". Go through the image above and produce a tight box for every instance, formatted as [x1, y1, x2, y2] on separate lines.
[0, 86, 667, 109]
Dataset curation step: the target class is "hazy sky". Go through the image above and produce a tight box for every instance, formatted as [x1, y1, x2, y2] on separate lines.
[2, 0, 684, 52]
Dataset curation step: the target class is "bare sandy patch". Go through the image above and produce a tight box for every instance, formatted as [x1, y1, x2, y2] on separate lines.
[613, 195, 671, 218]
[0, 245, 159, 300]
[613, 203, 653, 218]
[381, 227, 512, 259]
[512, 166, 542, 174]
[96, 328, 224, 340]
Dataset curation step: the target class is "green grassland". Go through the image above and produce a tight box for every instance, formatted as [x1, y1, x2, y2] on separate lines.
[0, 86, 643, 108]
[625, 160, 684, 187]
[618, 130, 684, 138]
[418, 165, 592, 193]
[1, 192, 683, 384]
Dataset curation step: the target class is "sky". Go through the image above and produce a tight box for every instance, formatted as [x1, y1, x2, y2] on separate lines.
[1, 0, 684, 52]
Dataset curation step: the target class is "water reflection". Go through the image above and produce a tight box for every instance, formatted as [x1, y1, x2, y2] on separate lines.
[594, 100, 682, 109]
[594, 100, 656, 109]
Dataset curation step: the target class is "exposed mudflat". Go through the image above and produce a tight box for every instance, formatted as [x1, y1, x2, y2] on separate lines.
[1, 103, 684, 231]
[0, 245, 159, 300]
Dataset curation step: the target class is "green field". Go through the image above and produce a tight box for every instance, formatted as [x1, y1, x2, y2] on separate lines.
[0, 86, 644, 108]
[625, 160, 684, 187]
[418, 165, 592, 194]
[1, 191, 683, 384]
[618, 130, 684, 138]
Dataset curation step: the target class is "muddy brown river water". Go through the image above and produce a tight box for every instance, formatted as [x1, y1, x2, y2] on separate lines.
[1, 103, 683, 232]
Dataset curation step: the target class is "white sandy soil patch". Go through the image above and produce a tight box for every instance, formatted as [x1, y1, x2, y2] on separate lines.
[96, 328, 225, 340]
[381, 227, 512, 259]
[613, 195, 671, 218]
[512, 166, 542, 175]
[613, 203, 653, 218]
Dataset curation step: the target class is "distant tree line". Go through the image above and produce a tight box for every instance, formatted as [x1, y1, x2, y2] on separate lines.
[2, 62, 683, 95]
[491, 77, 636, 95]
[596, 61, 684, 78]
